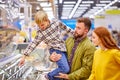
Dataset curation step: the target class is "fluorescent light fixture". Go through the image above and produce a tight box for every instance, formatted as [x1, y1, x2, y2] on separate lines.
[37, 0, 48, 1]
[108, 6, 118, 9]
[61, 16, 68, 19]
[96, 4, 106, 6]
[73, 14, 81, 17]
[75, 11, 84, 14]
[94, 9, 104, 15]
[43, 7, 52, 11]
[62, 10, 71, 13]
[62, 14, 69, 16]
[93, 6, 102, 9]
[82, 1, 94, 4]
[76, 9, 86, 12]
[63, 5, 74, 7]
[83, 14, 91, 17]
[89, 9, 98, 12]
[59, 0, 63, 3]
[0, 4, 7, 8]
[80, 4, 91, 7]
[40, 2, 51, 7]
[88, 11, 96, 14]
[62, 13, 70, 15]
[69, 0, 82, 19]
[74, 13, 83, 15]
[36, 6, 40, 10]
[63, 7, 73, 10]
[104, 0, 118, 9]
[63, 9, 72, 12]
[100, 1, 111, 3]
[54, 0, 58, 4]
[78, 7, 88, 9]
[64, 1, 76, 4]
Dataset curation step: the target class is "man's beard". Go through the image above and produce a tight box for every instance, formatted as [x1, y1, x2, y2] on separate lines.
[74, 32, 84, 39]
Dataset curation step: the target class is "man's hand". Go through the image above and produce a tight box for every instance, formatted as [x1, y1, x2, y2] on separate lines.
[18, 55, 26, 66]
[49, 52, 62, 62]
[55, 73, 69, 79]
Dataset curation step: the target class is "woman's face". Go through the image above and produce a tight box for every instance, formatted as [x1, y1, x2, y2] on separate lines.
[92, 32, 101, 46]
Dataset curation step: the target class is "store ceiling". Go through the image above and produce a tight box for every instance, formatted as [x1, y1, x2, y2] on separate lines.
[0, 0, 120, 21]
[56, 0, 120, 19]
[27, 0, 120, 19]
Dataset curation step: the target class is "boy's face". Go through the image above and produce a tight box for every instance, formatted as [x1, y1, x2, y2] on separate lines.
[38, 21, 50, 30]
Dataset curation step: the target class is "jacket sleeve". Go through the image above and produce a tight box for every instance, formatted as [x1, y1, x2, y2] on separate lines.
[68, 48, 95, 80]
[88, 54, 96, 80]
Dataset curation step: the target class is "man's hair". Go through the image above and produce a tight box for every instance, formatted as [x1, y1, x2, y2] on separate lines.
[77, 17, 91, 31]
[34, 11, 49, 24]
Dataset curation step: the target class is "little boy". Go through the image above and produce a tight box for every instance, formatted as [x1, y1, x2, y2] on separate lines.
[19, 11, 73, 80]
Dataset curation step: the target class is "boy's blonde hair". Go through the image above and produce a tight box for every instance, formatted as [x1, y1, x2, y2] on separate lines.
[34, 11, 48, 24]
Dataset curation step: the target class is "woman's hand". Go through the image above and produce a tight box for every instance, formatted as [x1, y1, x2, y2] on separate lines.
[49, 52, 62, 62]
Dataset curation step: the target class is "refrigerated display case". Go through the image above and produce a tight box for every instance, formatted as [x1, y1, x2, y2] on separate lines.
[0, 42, 57, 80]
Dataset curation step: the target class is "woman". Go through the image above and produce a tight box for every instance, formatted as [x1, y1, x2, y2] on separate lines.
[88, 26, 120, 80]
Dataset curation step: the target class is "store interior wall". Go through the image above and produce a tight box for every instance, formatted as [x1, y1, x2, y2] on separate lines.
[94, 14, 120, 32]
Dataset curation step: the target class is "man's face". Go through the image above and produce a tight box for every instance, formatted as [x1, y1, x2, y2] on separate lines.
[74, 22, 88, 38]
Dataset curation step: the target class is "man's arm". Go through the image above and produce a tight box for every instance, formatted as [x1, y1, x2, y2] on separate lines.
[68, 48, 95, 80]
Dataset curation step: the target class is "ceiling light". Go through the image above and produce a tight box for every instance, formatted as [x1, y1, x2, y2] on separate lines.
[76, 9, 86, 12]
[62, 10, 71, 12]
[73, 14, 82, 17]
[104, 0, 118, 9]
[93, 6, 102, 9]
[43, 7, 52, 11]
[90, 9, 98, 11]
[93, 0, 118, 16]
[61, 16, 68, 19]
[59, 0, 63, 4]
[80, 4, 91, 7]
[40, 2, 51, 7]
[96, 4, 106, 6]
[78, 7, 88, 9]
[100, 1, 111, 3]
[64, 1, 76, 4]
[82, 1, 94, 4]
[63, 7, 73, 9]
[63, 5, 74, 7]
[36, 6, 40, 10]
[108, 6, 118, 9]
[37, 0, 48, 1]
[69, 0, 82, 19]
[75, 11, 84, 14]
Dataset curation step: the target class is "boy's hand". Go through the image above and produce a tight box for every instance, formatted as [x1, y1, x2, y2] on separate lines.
[19, 55, 26, 66]
[49, 52, 61, 62]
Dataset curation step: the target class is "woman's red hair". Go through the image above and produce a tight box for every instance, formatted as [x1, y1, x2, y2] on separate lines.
[93, 26, 119, 50]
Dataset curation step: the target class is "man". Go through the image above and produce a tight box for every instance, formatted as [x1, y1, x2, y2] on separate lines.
[50, 17, 96, 80]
